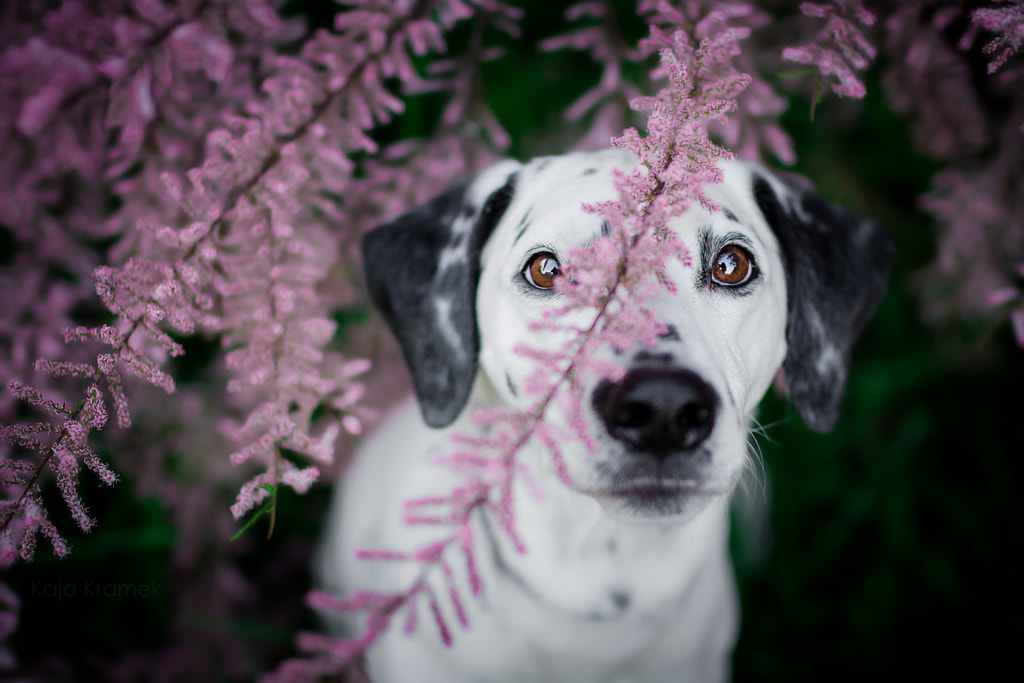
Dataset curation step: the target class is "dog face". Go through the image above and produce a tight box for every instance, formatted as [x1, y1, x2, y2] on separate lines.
[362, 149, 894, 523]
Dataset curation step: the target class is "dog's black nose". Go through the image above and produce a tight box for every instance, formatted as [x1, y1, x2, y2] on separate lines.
[594, 369, 718, 457]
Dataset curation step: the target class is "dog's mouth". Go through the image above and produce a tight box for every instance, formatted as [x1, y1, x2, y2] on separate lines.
[576, 477, 728, 519]
[599, 478, 705, 498]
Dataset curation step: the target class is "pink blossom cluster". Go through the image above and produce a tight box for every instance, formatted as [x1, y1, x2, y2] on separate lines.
[883, 3, 990, 160]
[638, 1, 794, 163]
[0, 0, 290, 570]
[782, 0, 877, 101]
[0, 0, 520, 674]
[544, 0, 793, 163]
[974, 1, 1024, 74]
[880, 1, 1024, 345]
[0, 0, 493, 568]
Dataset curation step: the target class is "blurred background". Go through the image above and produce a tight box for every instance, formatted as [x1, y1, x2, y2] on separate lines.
[3, 0, 1022, 681]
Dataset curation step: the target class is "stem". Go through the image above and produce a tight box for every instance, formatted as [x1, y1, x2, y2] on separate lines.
[810, 79, 822, 123]
[266, 478, 278, 540]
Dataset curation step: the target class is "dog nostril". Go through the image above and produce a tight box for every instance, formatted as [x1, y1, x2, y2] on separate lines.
[676, 404, 711, 427]
[676, 403, 713, 448]
[613, 402, 652, 429]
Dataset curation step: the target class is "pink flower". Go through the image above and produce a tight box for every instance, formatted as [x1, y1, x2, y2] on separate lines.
[973, 1, 1024, 74]
[782, 0, 876, 101]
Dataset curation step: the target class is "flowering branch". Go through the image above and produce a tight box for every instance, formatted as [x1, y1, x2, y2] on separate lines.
[545, 1, 793, 162]
[0, 0, 285, 560]
[879, 1, 1024, 346]
[638, 0, 794, 163]
[974, 1, 1024, 74]
[782, 0, 876, 118]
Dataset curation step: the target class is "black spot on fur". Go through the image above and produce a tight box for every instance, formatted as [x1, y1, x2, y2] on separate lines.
[513, 208, 534, 246]
[658, 325, 681, 342]
[476, 174, 517, 247]
[583, 168, 598, 176]
[634, 350, 674, 364]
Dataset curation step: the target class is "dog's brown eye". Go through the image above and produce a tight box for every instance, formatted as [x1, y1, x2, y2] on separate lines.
[712, 245, 753, 286]
[524, 251, 560, 289]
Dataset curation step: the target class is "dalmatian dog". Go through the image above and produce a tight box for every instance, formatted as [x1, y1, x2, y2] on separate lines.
[317, 149, 894, 682]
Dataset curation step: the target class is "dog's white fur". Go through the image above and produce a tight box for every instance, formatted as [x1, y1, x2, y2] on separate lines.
[317, 150, 894, 682]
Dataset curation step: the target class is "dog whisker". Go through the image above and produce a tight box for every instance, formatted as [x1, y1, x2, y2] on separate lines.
[742, 437, 768, 504]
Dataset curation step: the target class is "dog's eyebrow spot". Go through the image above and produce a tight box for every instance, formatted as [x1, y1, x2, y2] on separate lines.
[721, 207, 739, 222]
[512, 209, 534, 246]
[635, 350, 674, 364]
[658, 325, 681, 342]
[609, 589, 631, 612]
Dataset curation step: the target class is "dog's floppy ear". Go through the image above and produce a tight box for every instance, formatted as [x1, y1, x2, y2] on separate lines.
[753, 171, 895, 433]
[361, 160, 521, 428]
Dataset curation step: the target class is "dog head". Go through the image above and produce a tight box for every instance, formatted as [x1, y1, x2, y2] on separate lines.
[362, 150, 894, 522]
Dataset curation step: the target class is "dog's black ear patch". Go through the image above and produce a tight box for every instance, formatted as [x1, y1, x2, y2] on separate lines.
[361, 166, 519, 428]
[753, 173, 895, 432]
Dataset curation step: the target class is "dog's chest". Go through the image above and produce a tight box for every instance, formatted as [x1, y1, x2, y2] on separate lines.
[440, 505, 738, 681]
[471, 473, 735, 622]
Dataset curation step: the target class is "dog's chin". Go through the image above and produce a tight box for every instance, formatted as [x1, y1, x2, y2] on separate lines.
[588, 483, 720, 525]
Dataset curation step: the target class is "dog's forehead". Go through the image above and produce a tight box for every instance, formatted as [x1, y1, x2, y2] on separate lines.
[703, 163, 762, 222]
[695, 163, 780, 249]
[496, 151, 635, 247]
[525, 153, 626, 205]
[504, 155, 773, 249]
[519, 150, 630, 197]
